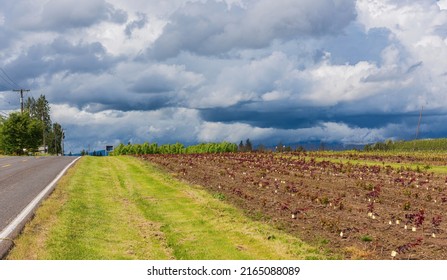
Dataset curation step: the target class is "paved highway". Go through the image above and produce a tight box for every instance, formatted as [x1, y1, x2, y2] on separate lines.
[0, 156, 79, 258]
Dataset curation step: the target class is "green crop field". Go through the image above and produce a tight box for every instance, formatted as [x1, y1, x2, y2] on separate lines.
[364, 138, 447, 152]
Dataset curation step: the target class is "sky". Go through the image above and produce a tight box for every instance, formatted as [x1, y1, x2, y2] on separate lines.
[1, 0, 447, 153]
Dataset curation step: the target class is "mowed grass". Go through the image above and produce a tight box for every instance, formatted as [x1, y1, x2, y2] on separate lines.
[7, 156, 326, 260]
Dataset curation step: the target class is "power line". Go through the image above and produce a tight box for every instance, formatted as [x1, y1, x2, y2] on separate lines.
[0, 68, 21, 88]
[0, 74, 15, 89]
[0, 67, 30, 113]
[0, 92, 18, 106]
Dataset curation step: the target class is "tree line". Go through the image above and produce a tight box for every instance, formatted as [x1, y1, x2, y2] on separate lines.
[111, 142, 238, 155]
[0, 95, 64, 155]
[110, 139, 307, 156]
[238, 138, 305, 153]
[364, 138, 447, 152]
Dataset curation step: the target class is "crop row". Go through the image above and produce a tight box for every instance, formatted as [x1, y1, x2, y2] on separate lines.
[306, 150, 447, 166]
[140, 152, 447, 259]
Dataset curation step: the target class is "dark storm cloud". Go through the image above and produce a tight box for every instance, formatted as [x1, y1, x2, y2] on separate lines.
[200, 106, 320, 129]
[42, 65, 183, 113]
[52, 88, 174, 113]
[418, 114, 447, 138]
[4, 38, 121, 83]
[148, 0, 357, 59]
[80, 94, 174, 112]
[199, 105, 421, 130]
[128, 66, 189, 95]
[21, 0, 128, 31]
[130, 75, 175, 94]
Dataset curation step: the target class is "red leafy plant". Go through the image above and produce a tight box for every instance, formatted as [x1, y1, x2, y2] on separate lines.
[396, 237, 423, 254]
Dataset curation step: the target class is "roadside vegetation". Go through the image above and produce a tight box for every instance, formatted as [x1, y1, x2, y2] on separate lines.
[7, 156, 326, 260]
[0, 95, 63, 155]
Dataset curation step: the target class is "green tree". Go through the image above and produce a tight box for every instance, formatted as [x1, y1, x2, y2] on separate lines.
[35, 95, 51, 129]
[256, 144, 266, 152]
[0, 115, 5, 154]
[245, 139, 253, 152]
[295, 145, 306, 152]
[239, 141, 245, 152]
[25, 95, 52, 153]
[276, 141, 284, 152]
[47, 123, 64, 155]
[1, 112, 43, 155]
[24, 97, 37, 117]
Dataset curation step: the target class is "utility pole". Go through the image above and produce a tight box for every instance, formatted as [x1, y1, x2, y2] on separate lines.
[415, 106, 423, 139]
[42, 113, 46, 153]
[13, 89, 30, 113]
[62, 129, 65, 156]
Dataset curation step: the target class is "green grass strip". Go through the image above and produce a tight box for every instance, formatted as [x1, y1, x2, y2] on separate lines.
[305, 156, 447, 174]
[7, 156, 326, 260]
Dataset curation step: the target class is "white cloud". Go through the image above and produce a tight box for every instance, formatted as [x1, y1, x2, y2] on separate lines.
[356, 0, 447, 109]
[261, 91, 290, 102]
[297, 60, 379, 105]
[198, 122, 274, 142]
[187, 51, 293, 108]
[83, 15, 166, 57]
[439, 0, 447, 10]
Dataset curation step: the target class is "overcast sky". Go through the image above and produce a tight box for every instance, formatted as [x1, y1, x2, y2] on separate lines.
[1, 0, 447, 153]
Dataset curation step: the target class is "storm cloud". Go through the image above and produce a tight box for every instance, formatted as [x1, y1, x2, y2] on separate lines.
[1, 0, 447, 152]
[5, 0, 127, 31]
[148, 0, 357, 59]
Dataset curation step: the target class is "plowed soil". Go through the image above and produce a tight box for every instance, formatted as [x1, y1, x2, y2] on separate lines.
[139, 152, 447, 260]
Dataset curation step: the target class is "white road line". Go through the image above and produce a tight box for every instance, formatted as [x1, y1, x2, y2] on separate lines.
[0, 157, 81, 246]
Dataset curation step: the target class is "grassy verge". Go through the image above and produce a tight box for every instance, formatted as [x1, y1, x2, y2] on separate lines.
[7, 156, 326, 260]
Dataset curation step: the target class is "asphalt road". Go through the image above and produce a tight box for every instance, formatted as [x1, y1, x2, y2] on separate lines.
[0, 156, 79, 258]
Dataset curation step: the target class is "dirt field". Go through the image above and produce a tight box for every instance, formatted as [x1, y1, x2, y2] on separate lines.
[139, 152, 447, 260]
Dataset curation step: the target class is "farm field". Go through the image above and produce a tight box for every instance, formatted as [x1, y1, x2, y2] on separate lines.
[309, 151, 447, 168]
[7, 156, 324, 260]
[140, 151, 447, 260]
